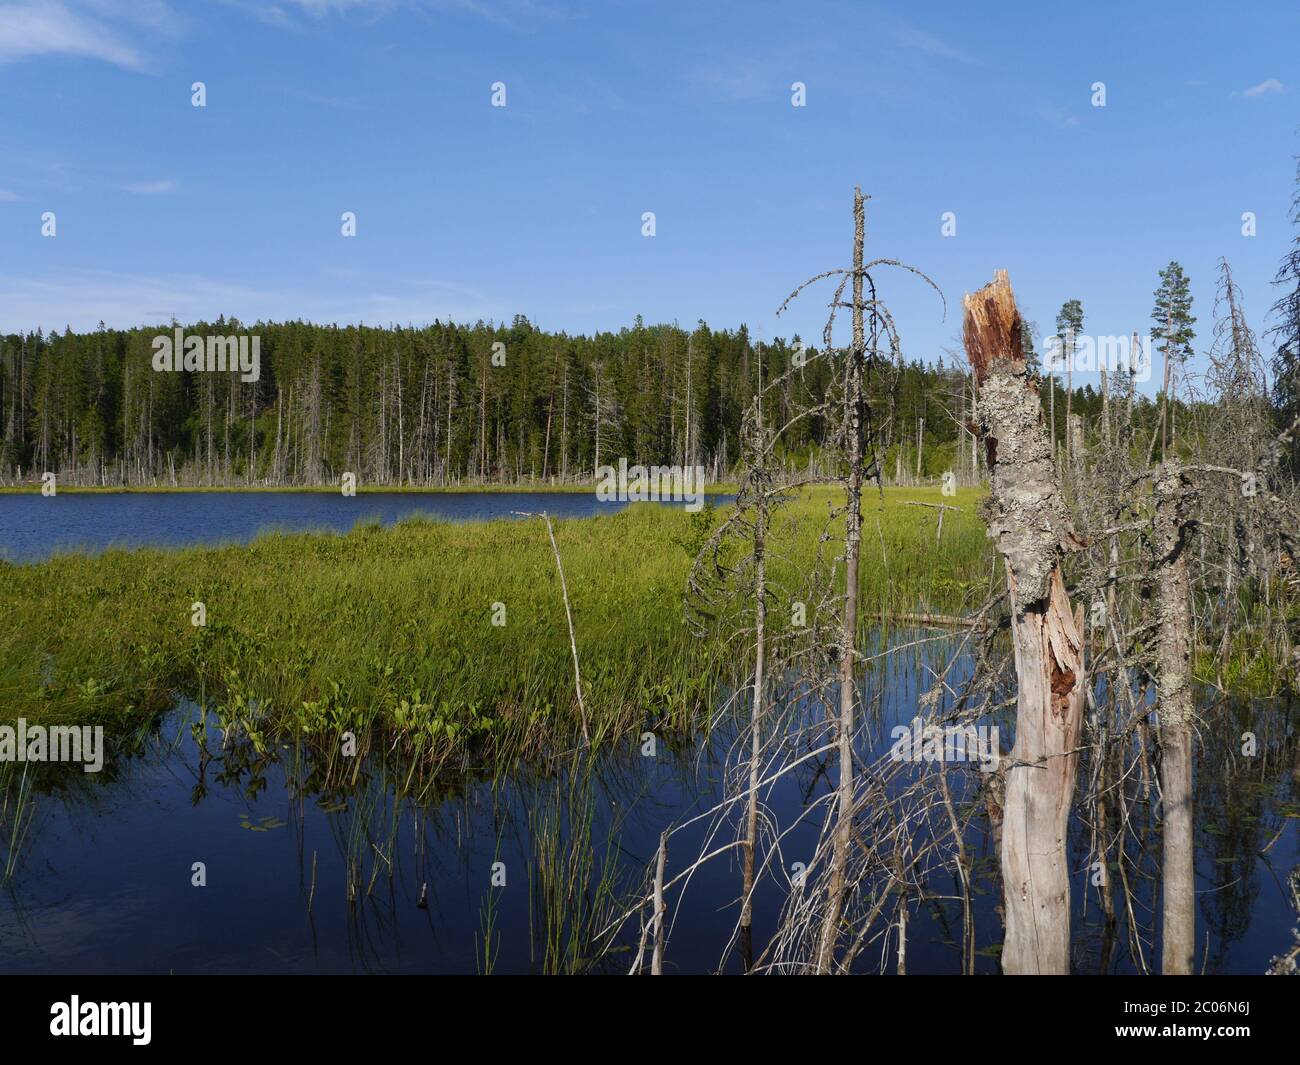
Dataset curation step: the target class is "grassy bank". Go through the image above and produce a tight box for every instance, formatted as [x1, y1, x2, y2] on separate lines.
[0, 482, 741, 495]
[0, 486, 990, 769]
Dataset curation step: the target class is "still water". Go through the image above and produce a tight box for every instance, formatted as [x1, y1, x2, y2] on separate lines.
[0, 495, 1296, 973]
[1, 640, 1295, 974]
[0, 491, 724, 564]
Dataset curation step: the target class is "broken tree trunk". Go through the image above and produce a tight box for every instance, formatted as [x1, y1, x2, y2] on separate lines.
[963, 269, 1086, 975]
[1154, 459, 1196, 975]
[652, 830, 667, 975]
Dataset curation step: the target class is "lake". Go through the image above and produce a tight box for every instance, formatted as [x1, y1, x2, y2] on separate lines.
[0, 491, 726, 564]
[1, 634, 1295, 974]
[0, 493, 1296, 974]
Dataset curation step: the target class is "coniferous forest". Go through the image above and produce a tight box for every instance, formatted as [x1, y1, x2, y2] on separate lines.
[0, 313, 1207, 487]
[6, 0, 1300, 1011]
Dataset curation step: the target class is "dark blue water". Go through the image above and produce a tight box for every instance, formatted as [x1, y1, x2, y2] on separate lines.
[2, 644, 1295, 975]
[0, 491, 724, 564]
[0, 494, 1295, 973]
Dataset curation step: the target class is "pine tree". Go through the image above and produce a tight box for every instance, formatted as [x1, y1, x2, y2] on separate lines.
[1151, 261, 1196, 452]
[1021, 318, 1041, 376]
[1054, 299, 1083, 460]
[1268, 158, 1300, 472]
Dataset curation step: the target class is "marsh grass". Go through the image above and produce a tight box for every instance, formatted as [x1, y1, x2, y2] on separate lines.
[525, 757, 634, 973]
[0, 763, 36, 883]
[0, 486, 989, 775]
[187, 702, 642, 973]
[0, 483, 742, 496]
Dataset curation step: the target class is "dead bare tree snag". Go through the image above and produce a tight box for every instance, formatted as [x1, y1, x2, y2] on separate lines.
[515, 509, 590, 745]
[1153, 460, 1196, 975]
[963, 269, 1086, 975]
[813, 187, 869, 975]
[769, 186, 942, 973]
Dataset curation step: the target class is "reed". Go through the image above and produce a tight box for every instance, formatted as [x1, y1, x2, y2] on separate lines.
[0, 486, 990, 774]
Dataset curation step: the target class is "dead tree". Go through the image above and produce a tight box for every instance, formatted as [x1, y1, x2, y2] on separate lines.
[619, 187, 941, 976]
[679, 341, 828, 973]
[962, 269, 1086, 975]
[774, 187, 942, 972]
[1152, 460, 1196, 974]
[741, 461, 767, 972]
[817, 187, 868, 973]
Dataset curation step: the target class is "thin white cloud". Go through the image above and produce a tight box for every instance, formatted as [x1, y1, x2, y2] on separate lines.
[882, 18, 982, 66]
[0, 1, 184, 69]
[227, 0, 567, 31]
[1237, 78, 1284, 98]
[0, 269, 506, 333]
[0, 188, 23, 201]
[0, 2, 142, 68]
[686, 8, 982, 106]
[1037, 105, 1080, 129]
[121, 179, 177, 195]
[282, 0, 383, 10]
[693, 54, 770, 102]
[226, 0, 395, 24]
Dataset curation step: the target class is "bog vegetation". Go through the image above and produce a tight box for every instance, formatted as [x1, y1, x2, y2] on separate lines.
[0, 486, 987, 761]
[3, 159, 1300, 977]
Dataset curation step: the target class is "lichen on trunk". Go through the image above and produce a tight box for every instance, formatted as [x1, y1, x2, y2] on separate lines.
[963, 269, 1086, 975]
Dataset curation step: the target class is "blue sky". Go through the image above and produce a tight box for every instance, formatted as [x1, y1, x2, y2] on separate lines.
[1, 0, 1296, 393]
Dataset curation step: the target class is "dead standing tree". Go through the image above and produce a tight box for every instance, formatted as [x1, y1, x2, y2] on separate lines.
[684, 350, 781, 972]
[1145, 262, 1296, 973]
[1041, 256, 1300, 977]
[777, 187, 942, 972]
[1152, 460, 1196, 974]
[962, 270, 1086, 975]
[615, 187, 943, 975]
[819, 187, 868, 973]
[680, 336, 835, 972]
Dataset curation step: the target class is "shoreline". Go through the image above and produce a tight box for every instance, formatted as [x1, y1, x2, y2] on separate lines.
[0, 482, 741, 496]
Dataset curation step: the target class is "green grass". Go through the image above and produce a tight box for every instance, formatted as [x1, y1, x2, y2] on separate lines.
[0, 482, 741, 496]
[0, 486, 991, 771]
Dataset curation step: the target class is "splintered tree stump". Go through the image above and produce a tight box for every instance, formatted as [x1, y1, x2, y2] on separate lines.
[962, 269, 1085, 976]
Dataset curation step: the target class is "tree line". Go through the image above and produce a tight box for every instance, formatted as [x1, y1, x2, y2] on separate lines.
[0, 311, 994, 488]
[0, 312, 1234, 490]
[4, 155, 1297, 489]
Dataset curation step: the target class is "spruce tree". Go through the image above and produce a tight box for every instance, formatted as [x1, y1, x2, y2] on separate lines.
[1151, 261, 1196, 451]
[1268, 158, 1300, 472]
[1054, 299, 1084, 459]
